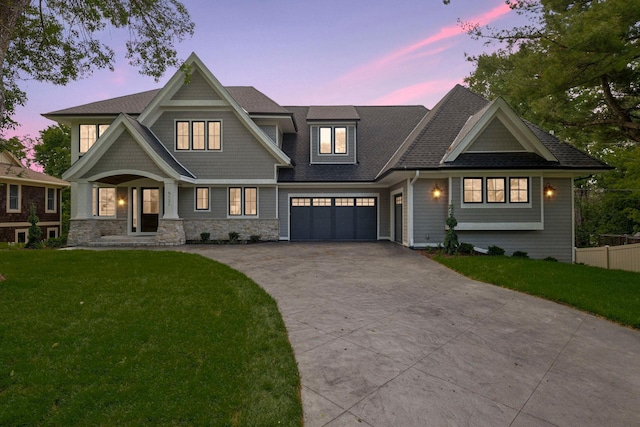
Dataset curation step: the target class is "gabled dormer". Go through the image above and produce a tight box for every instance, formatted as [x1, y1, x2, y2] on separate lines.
[441, 97, 557, 164]
[307, 106, 359, 164]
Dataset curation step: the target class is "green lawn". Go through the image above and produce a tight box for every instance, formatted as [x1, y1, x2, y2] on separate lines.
[0, 250, 302, 426]
[434, 255, 640, 329]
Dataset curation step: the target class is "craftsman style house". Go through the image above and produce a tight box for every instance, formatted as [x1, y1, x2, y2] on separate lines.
[0, 149, 68, 243]
[45, 53, 608, 262]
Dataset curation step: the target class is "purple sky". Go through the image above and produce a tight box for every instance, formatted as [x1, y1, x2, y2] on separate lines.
[7, 0, 523, 142]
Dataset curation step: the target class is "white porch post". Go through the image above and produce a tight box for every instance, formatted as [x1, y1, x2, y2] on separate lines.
[75, 180, 93, 219]
[163, 180, 179, 219]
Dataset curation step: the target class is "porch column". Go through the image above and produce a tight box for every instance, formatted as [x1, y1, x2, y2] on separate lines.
[163, 180, 179, 219]
[75, 180, 93, 219]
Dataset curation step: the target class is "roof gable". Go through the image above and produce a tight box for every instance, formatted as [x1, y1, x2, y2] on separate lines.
[442, 97, 557, 163]
[0, 149, 22, 166]
[63, 114, 195, 182]
[137, 52, 291, 166]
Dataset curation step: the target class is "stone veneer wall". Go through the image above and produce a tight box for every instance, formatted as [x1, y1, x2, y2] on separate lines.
[96, 219, 127, 236]
[67, 219, 101, 246]
[183, 219, 279, 241]
[155, 219, 186, 245]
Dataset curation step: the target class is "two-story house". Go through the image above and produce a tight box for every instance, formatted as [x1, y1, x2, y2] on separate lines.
[44, 53, 609, 261]
[1, 149, 69, 243]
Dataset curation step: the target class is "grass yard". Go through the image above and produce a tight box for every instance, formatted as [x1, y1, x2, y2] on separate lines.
[434, 255, 640, 329]
[0, 250, 302, 426]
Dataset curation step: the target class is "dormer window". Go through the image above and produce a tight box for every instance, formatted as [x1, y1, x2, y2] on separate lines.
[319, 126, 347, 155]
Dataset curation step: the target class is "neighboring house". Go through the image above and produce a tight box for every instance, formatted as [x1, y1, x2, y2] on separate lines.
[0, 149, 68, 243]
[44, 53, 609, 262]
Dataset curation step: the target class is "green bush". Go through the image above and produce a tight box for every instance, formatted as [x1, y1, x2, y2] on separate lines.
[200, 232, 211, 242]
[488, 245, 505, 256]
[249, 234, 261, 243]
[543, 256, 558, 262]
[458, 242, 474, 255]
[512, 251, 529, 258]
[45, 237, 66, 248]
[26, 204, 42, 249]
[228, 231, 239, 244]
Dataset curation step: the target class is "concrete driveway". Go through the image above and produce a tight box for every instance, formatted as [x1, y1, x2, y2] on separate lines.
[182, 242, 640, 427]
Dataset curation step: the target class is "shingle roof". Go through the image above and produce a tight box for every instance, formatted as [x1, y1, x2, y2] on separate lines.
[306, 106, 360, 121]
[122, 115, 196, 179]
[278, 105, 428, 182]
[1, 153, 69, 187]
[44, 87, 290, 117]
[384, 85, 610, 173]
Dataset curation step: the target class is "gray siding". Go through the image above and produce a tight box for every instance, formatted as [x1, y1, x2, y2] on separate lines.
[468, 118, 524, 152]
[309, 125, 357, 164]
[150, 110, 278, 180]
[81, 132, 166, 179]
[259, 125, 278, 145]
[451, 177, 542, 223]
[278, 187, 386, 239]
[170, 70, 222, 101]
[413, 178, 448, 245]
[178, 186, 276, 219]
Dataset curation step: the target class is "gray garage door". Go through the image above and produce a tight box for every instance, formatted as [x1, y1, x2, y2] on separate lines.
[290, 197, 377, 241]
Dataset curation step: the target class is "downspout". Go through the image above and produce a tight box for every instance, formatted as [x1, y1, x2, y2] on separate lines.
[408, 170, 420, 247]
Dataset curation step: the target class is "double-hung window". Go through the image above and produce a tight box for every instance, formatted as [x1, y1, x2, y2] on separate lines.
[319, 126, 347, 154]
[46, 188, 56, 212]
[196, 187, 210, 211]
[79, 124, 109, 154]
[463, 178, 483, 203]
[176, 120, 222, 151]
[7, 184, 20, 212]
[92, 187, 116, 217]
[229, 187, 257, 216]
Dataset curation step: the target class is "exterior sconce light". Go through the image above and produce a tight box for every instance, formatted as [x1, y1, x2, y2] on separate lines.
[432, 184, 442, 200]
[118, 198, 126, 206]
[544, 183, 556, 199]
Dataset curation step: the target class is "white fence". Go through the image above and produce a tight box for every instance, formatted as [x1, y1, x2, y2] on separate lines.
[575, 243, 640, 273]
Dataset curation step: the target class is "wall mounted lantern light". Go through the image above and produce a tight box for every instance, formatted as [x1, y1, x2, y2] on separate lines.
[118, 198, 126, 206]
[432, 184, 442, 200]
[544, 183, 556, 199]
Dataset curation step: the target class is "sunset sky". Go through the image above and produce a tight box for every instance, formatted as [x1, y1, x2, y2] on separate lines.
[7, 0, 524, 141]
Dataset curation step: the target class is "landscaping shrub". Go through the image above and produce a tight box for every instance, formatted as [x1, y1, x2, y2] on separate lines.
[45, 237, 66, 248]
[200, 232, 211, 242]
[512, 251, 529, 258]
[250, 234, 261, 243]
[26, 204, 42, 249]
[544, 256, 558, 262]
[458, 242, 474, 255]
[443, 205, 459, 255]
[228, 231, 239, 244]
[488, 245, 505, 256]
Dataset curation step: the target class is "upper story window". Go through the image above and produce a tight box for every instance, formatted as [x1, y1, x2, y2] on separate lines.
[80, 124, 109, 154]
[7, 184, 20, 212]
[46, 188, 57, 213]
[176, 120, 222, 151]
[319, 126, 347, 155]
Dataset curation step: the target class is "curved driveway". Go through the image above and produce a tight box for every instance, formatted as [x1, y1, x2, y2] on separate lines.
[183, 242, 640, 427]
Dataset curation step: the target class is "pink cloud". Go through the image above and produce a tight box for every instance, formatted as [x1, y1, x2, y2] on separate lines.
[337, 3, 513, 85]
[372, 79, 462, 105]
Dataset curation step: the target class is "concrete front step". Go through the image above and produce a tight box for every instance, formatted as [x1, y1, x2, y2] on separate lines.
[87, 235, 160, 247]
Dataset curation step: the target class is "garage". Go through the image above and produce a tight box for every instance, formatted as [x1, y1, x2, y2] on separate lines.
[290, 197, 377, 241]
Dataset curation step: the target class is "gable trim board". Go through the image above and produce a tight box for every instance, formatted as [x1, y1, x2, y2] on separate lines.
[44, 56, 611, 258]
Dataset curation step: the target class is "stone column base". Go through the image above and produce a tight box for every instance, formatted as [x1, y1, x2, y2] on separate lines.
[155, 218, 186, 246]
[67, 219, 100, 246]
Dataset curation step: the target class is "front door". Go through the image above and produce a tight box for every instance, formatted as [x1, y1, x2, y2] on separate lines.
[141, 188, 159, 232]
[394, 194, 403, 243]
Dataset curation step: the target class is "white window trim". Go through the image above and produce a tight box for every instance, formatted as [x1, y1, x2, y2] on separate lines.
[194, 187, 211, 212]
[227, 187, 259, 218]
[174, 119, 223, 152]
[45, 187, 57, 213]
[461, 176, 532, 209]
[14, 228, 28, 243]
[46, 227, 59, 239]
[317, 126, 349, 156]
[6, 183, 21, 213]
